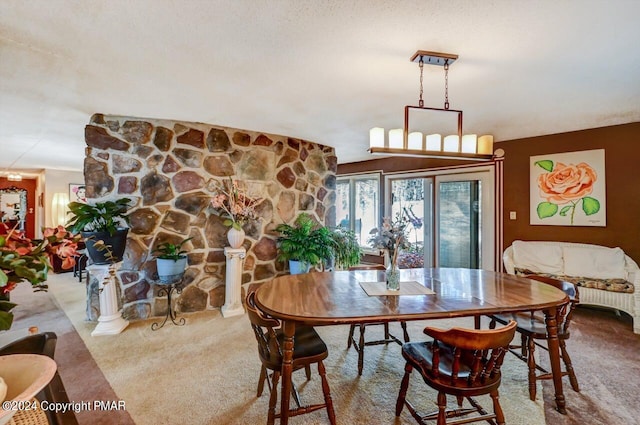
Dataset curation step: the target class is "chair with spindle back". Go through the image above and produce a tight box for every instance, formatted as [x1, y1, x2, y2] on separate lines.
[346, 264, 410, 375]
[396, 320, 517, 425]
[246, 291, 336, 425]
[489, 274, 580, 400]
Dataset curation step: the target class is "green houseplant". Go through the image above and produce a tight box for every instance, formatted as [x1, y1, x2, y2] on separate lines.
[328, 227, 362, 270]
[275, 213, 333, 274]
[66, 198, 132, 265]
[152, 237, 192, 283]
[0, 227, 50, 330]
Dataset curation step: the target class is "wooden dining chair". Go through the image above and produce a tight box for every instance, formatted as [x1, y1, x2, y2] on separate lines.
[346, 264, 410, 375]
[396, 320, 517, 425]
[0, 332, 79, 425]
[489, 274, 580, 401]
[245, 291, 336, 425]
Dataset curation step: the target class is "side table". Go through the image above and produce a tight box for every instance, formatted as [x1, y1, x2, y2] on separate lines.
[152, 281, 186, 331]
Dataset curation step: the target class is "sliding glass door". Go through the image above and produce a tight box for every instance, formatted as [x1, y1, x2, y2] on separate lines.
[386, 168, 494, 270]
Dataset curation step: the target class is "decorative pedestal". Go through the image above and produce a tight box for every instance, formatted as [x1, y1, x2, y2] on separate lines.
[222, 247, 246, 318]
[88, 263, 129, 336]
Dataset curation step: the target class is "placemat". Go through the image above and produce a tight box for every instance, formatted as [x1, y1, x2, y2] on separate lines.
[359, 280, 435, 296]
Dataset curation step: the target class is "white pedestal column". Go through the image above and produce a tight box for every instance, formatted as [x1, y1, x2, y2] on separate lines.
[222, 247, 246, 318]
[88, 262, 129, 336]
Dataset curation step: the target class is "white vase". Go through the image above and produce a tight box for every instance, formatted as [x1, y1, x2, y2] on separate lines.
[227, 227, 245, 249]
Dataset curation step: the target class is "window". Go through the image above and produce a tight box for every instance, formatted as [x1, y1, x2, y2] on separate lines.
[336, 174, 380, 249]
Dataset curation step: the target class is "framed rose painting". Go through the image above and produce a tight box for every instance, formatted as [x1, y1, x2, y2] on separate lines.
[530, 149, 606, 226]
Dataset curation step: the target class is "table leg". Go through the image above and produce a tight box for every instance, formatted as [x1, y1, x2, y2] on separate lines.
[544, 308, 567, 414]
[280, 320, 295, 424]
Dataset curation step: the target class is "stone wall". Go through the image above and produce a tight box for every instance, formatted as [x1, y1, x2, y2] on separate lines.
[84, 114, 336, 320]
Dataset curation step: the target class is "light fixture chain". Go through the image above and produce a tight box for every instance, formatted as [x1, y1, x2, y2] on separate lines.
[418, 57, 424, 107]
[444, 60, 450, 110]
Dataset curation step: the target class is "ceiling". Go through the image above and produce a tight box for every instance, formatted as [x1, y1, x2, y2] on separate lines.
[1, 1, 639, 174]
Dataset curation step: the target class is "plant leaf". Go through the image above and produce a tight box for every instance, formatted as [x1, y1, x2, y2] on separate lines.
[537, 202, 558, 219]
[534, 160, 554, 172]
[582, 197, 600, 215]
[559, 205, 572, 216]
[0, 310, 13, 331]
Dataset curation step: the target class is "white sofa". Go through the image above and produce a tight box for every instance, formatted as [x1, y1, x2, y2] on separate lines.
[504, 240, 640, 334]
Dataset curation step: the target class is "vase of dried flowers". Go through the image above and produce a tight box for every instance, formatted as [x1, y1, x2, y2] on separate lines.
[369, 216, 410, 291]
[227, 227, 245, 249]
[210, 178, 262, 248]
[385, 249, 400, 291]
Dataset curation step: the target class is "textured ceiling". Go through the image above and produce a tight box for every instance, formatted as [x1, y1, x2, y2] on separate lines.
[1, 0, 639, 173]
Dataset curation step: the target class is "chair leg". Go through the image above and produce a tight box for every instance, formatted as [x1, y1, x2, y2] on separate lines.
[257, 365, 267, 397]
[436, 392, 447, 425]
[347, 324, 355, 348]
[456, 395, 464, 407]
[401, 321, 410, 342]
[395, 362, 412, 416]
[526, 335, 537, 401]
[491, 389, 506, 425]
[304, 364, 311, 380]
[267, 370, 280, 425]
[384, 322, 390, 339]
[318, 361, 336, 425]
[521, 332, 528, 359]
[357, 324, 365, 375]
[489, 317, 496, 329]
[560, 339, 580, 392]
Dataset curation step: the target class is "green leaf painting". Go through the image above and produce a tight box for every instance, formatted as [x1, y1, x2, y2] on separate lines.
[534, 160, 554, 172]
[537, 202, 558, 218]
[533, 150, 604, 226]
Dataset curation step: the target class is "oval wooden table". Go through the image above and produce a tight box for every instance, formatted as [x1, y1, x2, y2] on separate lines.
[254, 268, 570, 424]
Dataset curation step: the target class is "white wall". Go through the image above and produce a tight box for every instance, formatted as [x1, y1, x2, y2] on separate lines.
[44, 169, 84, 228]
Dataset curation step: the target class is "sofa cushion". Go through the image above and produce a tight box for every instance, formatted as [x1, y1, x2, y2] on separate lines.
[514, 268, 635, 294]
[512, 240, 564, 274]
[563, 245, 626, 280]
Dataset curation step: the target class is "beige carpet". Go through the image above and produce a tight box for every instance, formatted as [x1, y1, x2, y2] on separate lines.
[46, 273, 545, 425]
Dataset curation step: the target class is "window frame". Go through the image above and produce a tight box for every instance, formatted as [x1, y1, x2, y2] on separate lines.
[336, 172, 382, 254]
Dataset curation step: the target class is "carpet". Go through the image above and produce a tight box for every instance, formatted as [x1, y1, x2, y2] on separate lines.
[45, 273, 545, 425]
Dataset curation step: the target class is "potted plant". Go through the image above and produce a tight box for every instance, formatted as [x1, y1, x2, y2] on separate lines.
[39, 225, 82, 273]
[275, 213, 333, 274]
[328, 227, 362, 270]
[0, 226, 50, 330]
[66, 198, 132, 265]
[152, 237, 192, 283]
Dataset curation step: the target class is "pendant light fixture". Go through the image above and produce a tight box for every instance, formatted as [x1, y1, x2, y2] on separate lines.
[369, 50, 494, 160]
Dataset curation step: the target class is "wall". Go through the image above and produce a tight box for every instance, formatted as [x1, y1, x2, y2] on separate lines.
[43, 169, 85, 228]
[84, 114, 336, 320]
[500, 122, 640, 264]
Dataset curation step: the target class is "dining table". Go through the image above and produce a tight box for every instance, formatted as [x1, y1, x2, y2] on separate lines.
[254, 267, 570, 424]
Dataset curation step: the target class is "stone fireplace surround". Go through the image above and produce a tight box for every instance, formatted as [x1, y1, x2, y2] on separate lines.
[83, 114, 336, 321]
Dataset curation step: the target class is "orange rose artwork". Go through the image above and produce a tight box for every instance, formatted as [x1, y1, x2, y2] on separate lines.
[535, 159, 600, 224]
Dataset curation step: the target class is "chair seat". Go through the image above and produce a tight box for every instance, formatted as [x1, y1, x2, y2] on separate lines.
[491, 312, 570, 339]
[402, 341, 502, 395]
[275, 326, 328, 362]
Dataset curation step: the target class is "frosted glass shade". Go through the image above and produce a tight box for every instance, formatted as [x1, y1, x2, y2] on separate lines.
[369, 127, 385, 148]
[443, 135, 460, 152]
[478, 135, 494, 155]
[425, 134, 442, 151]
[388, 129, 403, 149]
[461, 134, 478, 154]
[407, 132, 423, 150]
